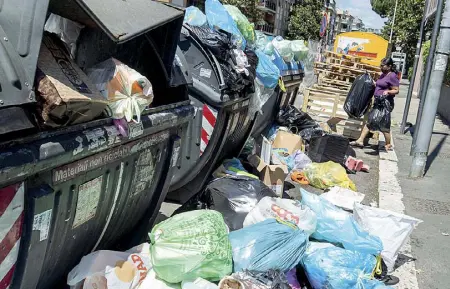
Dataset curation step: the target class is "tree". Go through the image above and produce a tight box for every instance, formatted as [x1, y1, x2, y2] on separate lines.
[372, 0, 427, 68]
[287, 0, 323, 41]
[370, 0, 391, 18]
[221, 0, 263, 23]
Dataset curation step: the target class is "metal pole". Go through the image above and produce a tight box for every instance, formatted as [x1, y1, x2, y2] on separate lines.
[409, 0, 450, 178]
[410, 0, 446, 155]
[389, 0, 399, 43]
[400, 1, 429, 134]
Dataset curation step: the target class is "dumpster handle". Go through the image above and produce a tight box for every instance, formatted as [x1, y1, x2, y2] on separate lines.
[208, 51, 226, 90]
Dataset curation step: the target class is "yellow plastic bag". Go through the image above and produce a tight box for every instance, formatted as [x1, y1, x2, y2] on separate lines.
[304, 161, 356, 191]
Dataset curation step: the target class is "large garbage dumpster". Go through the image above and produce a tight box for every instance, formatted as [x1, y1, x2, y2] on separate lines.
[0, 1, 194, 288]
[167, 24, 256, 203]
[251, 56, 304, 138]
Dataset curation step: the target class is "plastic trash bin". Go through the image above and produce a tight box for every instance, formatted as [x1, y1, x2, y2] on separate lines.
[0, 1, 194, 288]
[167, 24, 256, 203]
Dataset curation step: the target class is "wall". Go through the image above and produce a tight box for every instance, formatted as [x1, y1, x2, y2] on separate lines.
[438, 85, 450, 122]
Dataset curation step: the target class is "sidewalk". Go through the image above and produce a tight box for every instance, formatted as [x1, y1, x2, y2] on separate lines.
[386, 82, 450, 289]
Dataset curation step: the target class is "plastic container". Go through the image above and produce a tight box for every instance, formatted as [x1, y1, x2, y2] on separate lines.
[0, 1, 194, 288]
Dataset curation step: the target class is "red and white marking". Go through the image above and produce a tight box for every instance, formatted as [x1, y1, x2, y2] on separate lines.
[0, 183, 24, 289]
[200, 104, 218, 155]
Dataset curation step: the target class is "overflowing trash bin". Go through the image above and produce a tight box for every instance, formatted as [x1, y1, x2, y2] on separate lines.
[0, 1, 195, 288]
[167, 23, 257, 203]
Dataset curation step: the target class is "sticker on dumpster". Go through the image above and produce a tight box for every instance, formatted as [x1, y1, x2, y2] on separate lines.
[128, 122, 144, 139]
[53, 131, 169, 184]
[131, 149, 155, 196]
[200, 68, 212, 78]
[73, 176, 103, 228]
[33, 209, 53, 241]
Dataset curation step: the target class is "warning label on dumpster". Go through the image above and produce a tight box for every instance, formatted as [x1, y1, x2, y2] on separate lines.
[53, 131, 169, 184]
[131, 149, 156, 196]
[73, 176, 103, 228]
[33, 209, 52, 241]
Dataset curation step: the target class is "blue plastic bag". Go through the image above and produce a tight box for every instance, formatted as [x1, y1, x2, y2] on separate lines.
[301, 189, 383, 255]
[184, 6, 207, 26]
[229, 219, 308, 273]
[302, 243, 392, 289]
[255, 50, 280, 89]
[205, 0, 246, 50]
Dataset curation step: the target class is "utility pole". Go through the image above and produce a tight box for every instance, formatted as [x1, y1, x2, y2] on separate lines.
[410, 0, 450, 178]
[410, 0, 446, 155]
[389, 0, 399, 43]
[400, 1, 429, 134]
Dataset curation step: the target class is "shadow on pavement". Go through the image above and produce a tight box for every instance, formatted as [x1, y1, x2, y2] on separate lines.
[425, 134, 448, 175]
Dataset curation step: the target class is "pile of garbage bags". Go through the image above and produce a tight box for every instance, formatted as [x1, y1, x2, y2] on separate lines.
[68, 175, 421, 289]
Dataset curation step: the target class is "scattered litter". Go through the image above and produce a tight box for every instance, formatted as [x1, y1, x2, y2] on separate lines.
[243, 197, 317, 235]
[149, 210, 232, 283]
[291, 171, 309, 185]
[301, 189, 383, 255]
[302, 242, 390, 289]
[173, 176, 276, 231]
[353, 203, 423, 273]
[229, 219, 308, 272]
[321, 186, 365, 211]
[442, 232, 449, 236]
[303, 161, 357, 191]
[221, 270, 291, 289]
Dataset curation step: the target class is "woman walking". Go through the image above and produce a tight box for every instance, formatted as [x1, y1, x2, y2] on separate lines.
[350, 57, 400, 151]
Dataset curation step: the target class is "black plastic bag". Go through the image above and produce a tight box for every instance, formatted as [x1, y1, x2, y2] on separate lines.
[188, 25, 234, 62]
[367, 96, 393, 133]
[173, 176, 277, 231]
[276, 105, 318, 132]
[344, 73, 375, 118]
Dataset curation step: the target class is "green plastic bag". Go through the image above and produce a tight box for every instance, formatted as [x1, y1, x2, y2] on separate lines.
[291, 40, 309, 61]
[149, 210, 232, 283]
[224, 5, 256, 44]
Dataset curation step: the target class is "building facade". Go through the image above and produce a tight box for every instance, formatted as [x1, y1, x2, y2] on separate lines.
[256, 0, 295, 36]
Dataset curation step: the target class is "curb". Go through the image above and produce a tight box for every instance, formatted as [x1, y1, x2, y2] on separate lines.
[378, 134, 420, 289]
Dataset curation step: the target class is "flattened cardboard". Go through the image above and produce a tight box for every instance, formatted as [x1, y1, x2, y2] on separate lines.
[272, 130, 303, 155]
[248, 155, 288, 197]
[36, 33, 108, 127]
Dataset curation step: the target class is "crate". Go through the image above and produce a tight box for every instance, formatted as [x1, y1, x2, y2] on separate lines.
[302, 87, 365, 139]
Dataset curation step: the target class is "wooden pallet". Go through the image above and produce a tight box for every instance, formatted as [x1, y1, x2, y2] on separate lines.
[302, 87, 365, 139]
[317, 77, 352, 91]
[325, 51, 362, 63]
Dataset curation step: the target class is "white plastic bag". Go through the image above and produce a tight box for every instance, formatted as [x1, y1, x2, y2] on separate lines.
[232, 49, 250, 76]
[243, 197, 317, 235]
[272, 37, 294, 62]
[67, 243, 151, 289]
[321, 186, 365, 211]
[44, 13, 84, 58]
[137, 270, 180, 289]
[87, 58, 154, 123]
[353, 203, 423, 272]
[182, 278, 219, 289]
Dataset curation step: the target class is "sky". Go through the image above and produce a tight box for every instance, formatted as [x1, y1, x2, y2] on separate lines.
[336, 0, 386, 29]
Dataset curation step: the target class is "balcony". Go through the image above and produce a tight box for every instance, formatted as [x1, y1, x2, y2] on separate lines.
[256, 23, 275, 35]
[258, 0, 277, 13]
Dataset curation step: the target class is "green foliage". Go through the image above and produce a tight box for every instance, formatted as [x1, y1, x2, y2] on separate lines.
[377, 0, 426, 69]
[287, 0, 323, 41]
[370, 0, 391, 18]
[222, 0, 263, 22]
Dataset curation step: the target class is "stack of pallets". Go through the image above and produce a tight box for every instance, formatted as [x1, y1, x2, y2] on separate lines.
[302, 51, 381, 139]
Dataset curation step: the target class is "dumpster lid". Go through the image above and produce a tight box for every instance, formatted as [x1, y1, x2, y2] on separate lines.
[53, 0, 184, 43]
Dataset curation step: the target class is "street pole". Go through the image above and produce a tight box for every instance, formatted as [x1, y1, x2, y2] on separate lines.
[389, 0, 399, 43]
[400, 1, 429, 134]
[410, 0, 446, 155]
[409, 0, 450, 178]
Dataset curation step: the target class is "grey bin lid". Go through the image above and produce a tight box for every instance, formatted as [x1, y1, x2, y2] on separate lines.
[49, 0, 184, 43]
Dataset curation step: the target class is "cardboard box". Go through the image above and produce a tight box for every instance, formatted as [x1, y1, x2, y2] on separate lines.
[248, 155, 288, 197]
[272, 130, 303, 154]
[36, 33, 109, 127]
